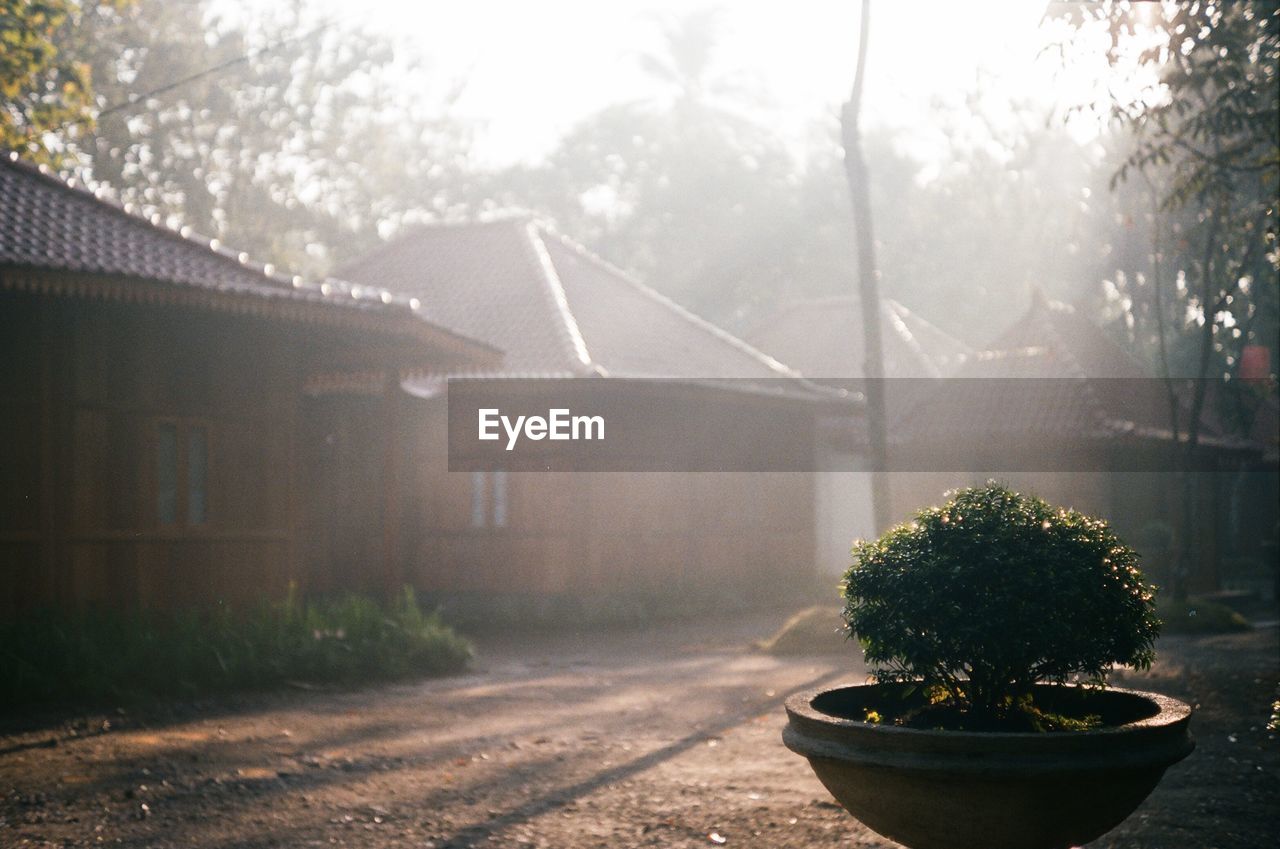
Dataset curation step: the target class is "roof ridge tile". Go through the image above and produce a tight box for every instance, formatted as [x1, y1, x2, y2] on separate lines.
[533, 222, 798, 378]
[520, 221, 596, 374]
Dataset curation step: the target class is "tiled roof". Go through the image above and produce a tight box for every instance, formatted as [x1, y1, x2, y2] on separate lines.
[339, 216, 798, 380]
[334, 218, 585, 376]
[893, 294, 1229, 446]
[0, 152, 497, 365]
[0, 153, 299, 293]
[744, 295, 973, 379]
[960, 292, 1151, 381]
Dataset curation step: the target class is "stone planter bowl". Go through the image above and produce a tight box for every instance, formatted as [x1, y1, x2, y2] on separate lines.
[783, 683, 1194, 849]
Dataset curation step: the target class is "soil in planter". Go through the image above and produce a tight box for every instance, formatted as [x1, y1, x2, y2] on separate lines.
[814, 683, 1162, 732]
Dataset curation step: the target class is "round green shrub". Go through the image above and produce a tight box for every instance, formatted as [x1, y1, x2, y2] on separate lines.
[843, 483, 1160, 725]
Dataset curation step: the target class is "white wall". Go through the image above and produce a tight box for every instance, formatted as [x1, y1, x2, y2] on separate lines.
[813, 454, 876, 579]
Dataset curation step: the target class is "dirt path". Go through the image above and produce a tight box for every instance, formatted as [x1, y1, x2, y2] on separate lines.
[1, 615, 1276, 849]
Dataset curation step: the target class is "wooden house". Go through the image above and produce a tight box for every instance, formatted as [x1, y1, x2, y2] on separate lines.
[0, 155, 498, 616]
[743, 295, 974, 574]
[888, 292, 1269, 593]
[744, 295, 972, 379]
[340, 218, 843, 619]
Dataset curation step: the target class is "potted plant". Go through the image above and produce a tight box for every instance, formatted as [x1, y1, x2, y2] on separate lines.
[783, 483, 1194, 849]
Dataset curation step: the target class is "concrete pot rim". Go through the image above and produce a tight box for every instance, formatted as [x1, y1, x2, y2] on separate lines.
[784, 682, 1195, 775]
[786, 682, 1191, 740]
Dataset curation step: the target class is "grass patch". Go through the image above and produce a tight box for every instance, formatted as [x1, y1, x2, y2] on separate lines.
[0, 587, 471, 711]
[756, 606, 849, 655]
[1157, 597, 1252, 635]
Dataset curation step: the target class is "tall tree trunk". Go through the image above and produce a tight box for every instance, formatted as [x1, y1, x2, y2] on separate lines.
[841, 0, 891, 532]
[1145, 171, 1191, 605]
[1172, 201, 1225, 603]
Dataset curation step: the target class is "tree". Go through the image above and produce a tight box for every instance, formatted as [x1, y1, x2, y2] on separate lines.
[36, 0, 485, 276]
[635, 7, 730, 109]
[1106, 1, 1278, 387]
[1073, 1, 1279, 600]
[504, 8, 1134, 349]
[0, 0, 127, 164]
[841, 0, 891, 532]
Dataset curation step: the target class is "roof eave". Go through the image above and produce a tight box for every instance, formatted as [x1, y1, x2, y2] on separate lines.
[0, 265, 502, 372]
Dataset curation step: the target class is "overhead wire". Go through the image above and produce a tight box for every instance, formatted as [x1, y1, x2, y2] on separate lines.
[50, 17, 333, 135]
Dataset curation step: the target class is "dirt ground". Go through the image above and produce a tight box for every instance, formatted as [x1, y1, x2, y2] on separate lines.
[1, 613, 1276, 849]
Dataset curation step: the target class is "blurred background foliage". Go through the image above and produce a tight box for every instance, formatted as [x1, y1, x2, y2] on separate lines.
[1, 0, 1276, 382]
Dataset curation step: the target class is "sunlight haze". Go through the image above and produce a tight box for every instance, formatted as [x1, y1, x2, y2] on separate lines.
[294, 0, 1065, 165]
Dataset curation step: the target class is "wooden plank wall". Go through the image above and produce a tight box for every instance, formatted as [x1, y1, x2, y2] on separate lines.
[0, 291, 47, 613]
[298, 393, 395, 598]
[1, 289, 302, 615]
[1, 287, 819, 616]
[402, 397, 817, 610]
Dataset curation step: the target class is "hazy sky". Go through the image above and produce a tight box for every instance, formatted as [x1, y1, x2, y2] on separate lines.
[274, 0, 1102, 166]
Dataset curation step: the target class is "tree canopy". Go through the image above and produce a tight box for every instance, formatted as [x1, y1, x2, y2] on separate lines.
[3, 1, 1274, 363]
[7, 0, 487, 277]
[1085, 1, 1278, 384]
[0, 0, 128, 164]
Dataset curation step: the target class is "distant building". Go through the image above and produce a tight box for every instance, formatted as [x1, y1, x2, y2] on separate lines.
[0, 155, 498, 616]
[340, 217, 850, 617]
[890, 292, 1271, 595]
[744, 295, 972, 379]
[741, 295, 974, 572]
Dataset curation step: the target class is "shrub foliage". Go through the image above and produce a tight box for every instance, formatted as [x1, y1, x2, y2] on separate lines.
[0, 586, 471, 710]
[843, 483, 1159, 723]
